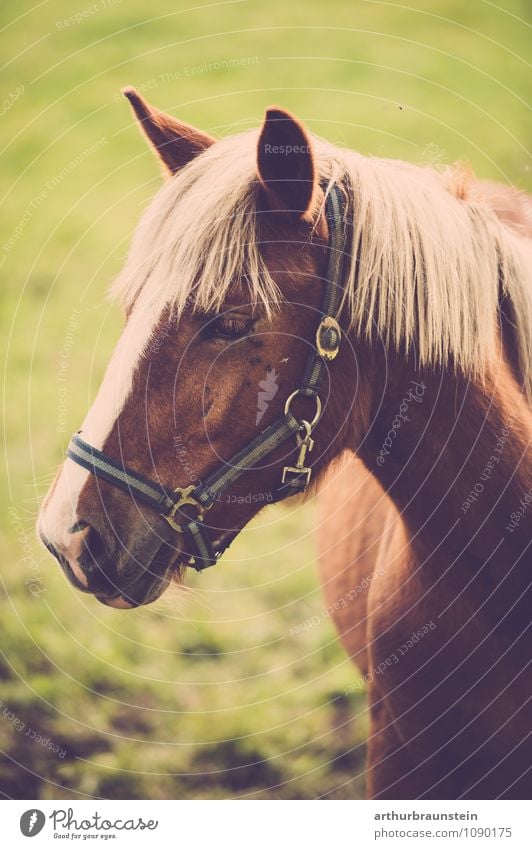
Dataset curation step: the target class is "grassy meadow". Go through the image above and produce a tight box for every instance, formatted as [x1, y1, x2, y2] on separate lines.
[1, 0, 530, 799]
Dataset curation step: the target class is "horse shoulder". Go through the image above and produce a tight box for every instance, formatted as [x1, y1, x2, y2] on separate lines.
[316, 454, 403, 677]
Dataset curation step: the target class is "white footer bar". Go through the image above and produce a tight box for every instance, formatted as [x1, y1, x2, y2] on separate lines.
[3, 799, 530, 848]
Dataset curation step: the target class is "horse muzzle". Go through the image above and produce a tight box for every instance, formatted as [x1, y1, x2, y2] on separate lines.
[39, 521, 179, 608]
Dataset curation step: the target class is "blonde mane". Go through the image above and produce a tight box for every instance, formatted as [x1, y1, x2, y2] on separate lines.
[111, 129, 532, 399]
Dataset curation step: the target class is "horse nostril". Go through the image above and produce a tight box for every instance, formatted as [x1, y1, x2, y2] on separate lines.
[55, 522, 106, 588]
[68, 519, 89, 534]
[39, 532, 90, 591]
[41, 522, 117, 595]
[79, 525, 112, 576]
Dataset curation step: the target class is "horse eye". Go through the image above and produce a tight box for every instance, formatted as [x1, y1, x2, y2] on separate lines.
[211, 315, 255, 339]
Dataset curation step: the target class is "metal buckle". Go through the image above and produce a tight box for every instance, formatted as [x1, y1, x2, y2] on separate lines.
[316, 316, 341, 360]
[284, 390, 322, 429]
[281, 465, 312, 487]
[165, 485, 207, 533]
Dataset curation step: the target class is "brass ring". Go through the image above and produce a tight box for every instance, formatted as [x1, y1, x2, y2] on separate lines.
[165, 485, 207, 533]
[297, 420, 313, 441]
[284, 390, 322, 429]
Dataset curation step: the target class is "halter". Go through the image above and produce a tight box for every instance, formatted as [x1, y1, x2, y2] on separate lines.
[67, 184, 347, 571]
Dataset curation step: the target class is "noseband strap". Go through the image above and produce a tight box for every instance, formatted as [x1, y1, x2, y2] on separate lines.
[67, 183, 347, 572]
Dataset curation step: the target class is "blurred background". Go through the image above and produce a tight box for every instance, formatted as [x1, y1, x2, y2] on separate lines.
[1, 0, 530, 799]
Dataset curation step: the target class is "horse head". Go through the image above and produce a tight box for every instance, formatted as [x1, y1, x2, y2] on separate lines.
[38, 91, 362, 607]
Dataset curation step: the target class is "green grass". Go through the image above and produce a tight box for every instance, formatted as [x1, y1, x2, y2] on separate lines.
[1, 0, 529, 799]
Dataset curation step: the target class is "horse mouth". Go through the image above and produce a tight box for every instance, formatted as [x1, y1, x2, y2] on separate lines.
[96, 543, 188, 608]
[96, 570, 170, 608]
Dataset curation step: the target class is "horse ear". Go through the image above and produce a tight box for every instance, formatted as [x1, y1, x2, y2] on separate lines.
[122, 87, 214, 175]
[257, 107, 318, 220]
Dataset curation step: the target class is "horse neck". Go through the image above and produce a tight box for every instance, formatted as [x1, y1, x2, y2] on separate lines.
[358, 352, 531, 599]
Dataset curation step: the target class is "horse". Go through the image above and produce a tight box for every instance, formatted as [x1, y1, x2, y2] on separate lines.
[38, 88, 532, 800]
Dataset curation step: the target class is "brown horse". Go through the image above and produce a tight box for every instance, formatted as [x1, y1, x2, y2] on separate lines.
[38, 90, 532, 800]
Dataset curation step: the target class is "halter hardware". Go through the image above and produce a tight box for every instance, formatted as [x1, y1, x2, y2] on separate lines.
[66, 183, 347, 574]
[316, 316, 341, 361]
[282, 420, 315, 488]
[284, 390, 322, 429]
